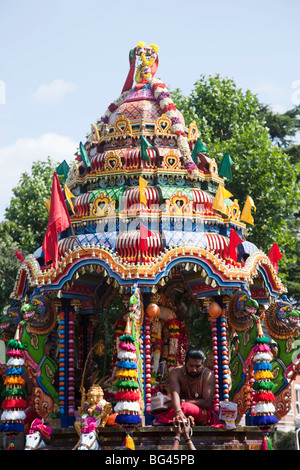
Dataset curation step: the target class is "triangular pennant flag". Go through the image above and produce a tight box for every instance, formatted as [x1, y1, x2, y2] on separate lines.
[79, 141, 91, 168]
[56, 160, 70, 181]
[228, 229, 243, 262]
[219, 152, 234, 181]
[64, 185, 76, 214]
[42, 172, 71, 268]
[240, 195, 256, 225]
[191, 138, 208, 165]
[268, 242, 283, 273]
[139, 176, 148, 206]
[140, 135, 153, 163]
[139, 223, 154, 252]
[212, 184, 233, 214]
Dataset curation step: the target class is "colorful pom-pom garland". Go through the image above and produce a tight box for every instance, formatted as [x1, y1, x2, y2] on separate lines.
[0, 334, 27, 435]
[114, 315, 142, 430]
[251, 317, 277, 434]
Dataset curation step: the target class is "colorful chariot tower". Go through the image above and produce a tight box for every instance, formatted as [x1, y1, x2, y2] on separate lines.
[3, 42, 299, 435]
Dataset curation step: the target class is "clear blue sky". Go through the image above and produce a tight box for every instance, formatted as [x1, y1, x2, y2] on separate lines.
[0, 0, 299, 221]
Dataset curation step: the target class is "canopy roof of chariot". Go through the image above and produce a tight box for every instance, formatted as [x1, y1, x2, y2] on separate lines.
[11, 42, 286, 304]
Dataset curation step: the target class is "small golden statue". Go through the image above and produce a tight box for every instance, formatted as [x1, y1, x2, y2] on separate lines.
[75, 384, 112, 436]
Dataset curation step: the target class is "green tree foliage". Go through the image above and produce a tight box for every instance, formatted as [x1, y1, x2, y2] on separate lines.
[0, 221, 20, 315]
[4, 157, 58, 254]
[259, 104, 300, 305]
[273, 430, 296, 450]
[0, 157, 58, 314]
[172, 75, 300, 301]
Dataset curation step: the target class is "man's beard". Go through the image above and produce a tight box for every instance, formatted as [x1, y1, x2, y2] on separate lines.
[186, 370, 201, 378]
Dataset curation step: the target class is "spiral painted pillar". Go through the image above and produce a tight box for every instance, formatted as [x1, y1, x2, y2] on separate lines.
[211, 306, 230, 408]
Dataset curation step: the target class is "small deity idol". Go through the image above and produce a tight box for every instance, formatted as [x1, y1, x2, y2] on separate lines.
[75, 384, 112, 435]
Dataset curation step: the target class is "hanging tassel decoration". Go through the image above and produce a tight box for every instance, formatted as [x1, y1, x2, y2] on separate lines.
[260, 431, 273, 450]
[125, 430, 135, 450]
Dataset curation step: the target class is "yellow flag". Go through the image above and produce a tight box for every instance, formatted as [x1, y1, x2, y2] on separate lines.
[45, 199, 51, 212]
[212, 184, 233, 214]
[139, 176, 148, 206]
[64, 185, 76, 213]
[240, 195, 256, 225]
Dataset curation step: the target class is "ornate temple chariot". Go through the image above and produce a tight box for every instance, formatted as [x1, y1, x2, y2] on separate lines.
[1, 42, 299, 450]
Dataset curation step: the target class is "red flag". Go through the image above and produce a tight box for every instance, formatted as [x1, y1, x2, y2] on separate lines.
[228, 229, 243, 262]
[121, 52, 136, 93]
[15, 251, 24, 262]
[42, 172, 71, 267]
[139, 224, 154, 252]
[268, 242, 283, 273]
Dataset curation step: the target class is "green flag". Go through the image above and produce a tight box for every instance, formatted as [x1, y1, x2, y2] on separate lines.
[191, 138, 208, 164]
[56, 160, 70, 181]
[141, 135, 153, 163]
[79, 141, 91, 168]
[219, 152, 234, 181]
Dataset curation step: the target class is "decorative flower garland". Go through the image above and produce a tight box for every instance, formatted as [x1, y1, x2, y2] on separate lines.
[97, 90, 131, 129]
[95, 42, 199, 179]
[177, 320, 188, 365]
[150, 317, 163, 376]
[148, 77, 198, 176]
[81, 401, 104, 421]
[135, 42, 159, 83]
[166, 318, 180, 372]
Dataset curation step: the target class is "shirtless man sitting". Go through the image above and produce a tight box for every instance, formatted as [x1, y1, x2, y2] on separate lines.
[156, 346, 221, 426]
